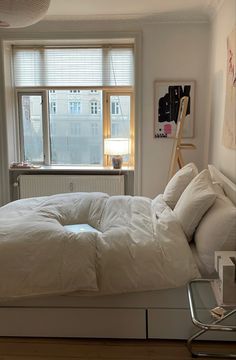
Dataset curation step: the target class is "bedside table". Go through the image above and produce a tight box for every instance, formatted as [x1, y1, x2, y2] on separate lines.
[187, 279, 236, 358]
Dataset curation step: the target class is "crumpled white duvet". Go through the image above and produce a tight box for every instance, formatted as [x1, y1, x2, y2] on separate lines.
[0, 192, 200, 299]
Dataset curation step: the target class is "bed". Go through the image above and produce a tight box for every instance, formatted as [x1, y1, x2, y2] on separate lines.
[0, 164, 235, 340]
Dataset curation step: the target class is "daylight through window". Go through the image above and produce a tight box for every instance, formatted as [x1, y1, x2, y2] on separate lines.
[14, 45, 134, 166]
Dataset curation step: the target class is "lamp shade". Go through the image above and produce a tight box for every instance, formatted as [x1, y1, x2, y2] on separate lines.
[104, 138, 129, 156]
[0, 0, 50, 28]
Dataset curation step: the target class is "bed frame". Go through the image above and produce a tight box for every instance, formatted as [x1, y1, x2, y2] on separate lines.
[0, 165, 235, 340]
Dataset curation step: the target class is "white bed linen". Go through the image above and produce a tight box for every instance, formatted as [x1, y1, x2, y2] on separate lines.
[0, 192, 200, 299]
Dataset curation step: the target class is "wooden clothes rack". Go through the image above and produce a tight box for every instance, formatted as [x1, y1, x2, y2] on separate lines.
[168, 96, 196, 180]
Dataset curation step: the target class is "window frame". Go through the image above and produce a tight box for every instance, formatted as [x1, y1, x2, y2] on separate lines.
[18, 91, 50, 164]
[69, 100, 81, 114]
[17, 87, 134, 167]
[90, 100, 98, 115]
[103, 89, 134, 167]
[111, 100, 120, 115]
[50, 100, 57, 114]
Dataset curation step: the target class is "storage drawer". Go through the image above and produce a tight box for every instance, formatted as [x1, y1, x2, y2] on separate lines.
[148, 308, 194, 339]
[148, 309, 236, 341]
[0, 307, 146, 338]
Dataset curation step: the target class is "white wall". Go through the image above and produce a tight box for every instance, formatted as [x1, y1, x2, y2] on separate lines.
[0, 18, 210, 204]
[142, 22, 210, 197]
[208, 0, 236, 183]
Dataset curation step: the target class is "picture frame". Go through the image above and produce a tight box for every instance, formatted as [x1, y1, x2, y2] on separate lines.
[154, 80, 195, 138]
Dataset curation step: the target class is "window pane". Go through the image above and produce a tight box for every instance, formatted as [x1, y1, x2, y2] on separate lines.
[21, 95, 44, 162]
[110, 95, 130, 138]
[110, 95, 131, 162]
[49, 90, 103, 165]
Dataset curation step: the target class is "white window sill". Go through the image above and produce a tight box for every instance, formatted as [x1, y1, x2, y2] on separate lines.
[9, 165, 134, 172]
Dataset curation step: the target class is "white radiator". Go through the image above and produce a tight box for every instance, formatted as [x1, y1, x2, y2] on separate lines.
[18, 175, 125, 199]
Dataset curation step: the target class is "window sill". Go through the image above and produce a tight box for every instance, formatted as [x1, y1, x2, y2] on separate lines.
[9, 165, 134, 173]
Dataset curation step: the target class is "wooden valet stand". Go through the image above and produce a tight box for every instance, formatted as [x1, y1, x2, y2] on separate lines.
[168, 96, 196, 180]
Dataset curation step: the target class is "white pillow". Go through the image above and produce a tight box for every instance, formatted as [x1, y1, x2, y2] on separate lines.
[174, 169, 217, 241]
[163, 163, 198, 209]
[195, 194, 236, 274]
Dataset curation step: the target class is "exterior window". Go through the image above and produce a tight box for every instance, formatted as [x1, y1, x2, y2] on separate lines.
[69, 90, 80, 94]
[90, 101, 98, 115]
[91, 123, 99, 136]
[70, 122, 80, 135]
[111, 100, 120, 115]
[50, 101, 57, 114]
[90, 90, 98, 94]
[111, 123, 119, 136]
[90, 146, 100, 164]
[69, 101, 81, 114]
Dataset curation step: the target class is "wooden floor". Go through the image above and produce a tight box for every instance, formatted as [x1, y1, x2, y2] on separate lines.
[0, 338, 235, 360]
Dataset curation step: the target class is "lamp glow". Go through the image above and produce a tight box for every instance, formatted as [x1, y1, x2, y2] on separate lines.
[104, 138, 129, 169]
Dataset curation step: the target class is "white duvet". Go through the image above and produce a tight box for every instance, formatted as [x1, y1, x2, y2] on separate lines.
[0, 192, 200, 299]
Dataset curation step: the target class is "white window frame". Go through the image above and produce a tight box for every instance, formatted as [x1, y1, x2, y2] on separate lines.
[69, 101, 81, 114]
[90, 101, 98, 115]
[91, 122, 99, 136]
[111, 100, 120, 115]
[50, 101, 57, 114]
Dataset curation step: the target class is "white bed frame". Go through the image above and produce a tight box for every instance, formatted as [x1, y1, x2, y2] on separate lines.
[0, 165, 235, 340]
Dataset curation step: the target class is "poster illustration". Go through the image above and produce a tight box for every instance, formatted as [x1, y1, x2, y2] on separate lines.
[154, 80, 195, 138]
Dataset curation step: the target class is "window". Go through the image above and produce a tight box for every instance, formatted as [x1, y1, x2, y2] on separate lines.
[91, 123, 99, 136]
[111, 123, 119, 136]
[14, 45, 134, 166]
[111, 100, 120, 115]
[50, 101, 57, 114]
[90, 101, 98, 115]
[47, 90, 103, 164]
[19, 94, 44, 162]
[70, 122, 80, 135]
[69, 101, 81, 114]
[70, 90, 80, 94]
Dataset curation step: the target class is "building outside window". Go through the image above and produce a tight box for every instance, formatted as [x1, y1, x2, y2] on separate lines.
[90, 101, 98, 115]
[111, 100, 120, 115]
[69, 101, 81, 114]
[91, 123, 99, 136]
[70, 90, 80, 94]
[50, 101, 57, 114]
[70, 122, 80, 135]
[111, 123, 120, 136]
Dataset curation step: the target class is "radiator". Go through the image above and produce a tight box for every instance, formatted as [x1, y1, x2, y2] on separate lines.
[18, 175, 125, 199]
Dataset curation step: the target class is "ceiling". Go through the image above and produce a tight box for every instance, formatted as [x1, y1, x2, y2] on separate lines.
[45, 0, 224, 22]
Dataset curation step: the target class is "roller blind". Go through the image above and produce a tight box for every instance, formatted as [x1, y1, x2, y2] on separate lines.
[13, 46, 134, 87]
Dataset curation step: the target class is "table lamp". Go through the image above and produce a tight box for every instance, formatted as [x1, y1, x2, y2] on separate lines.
[104, 138, 129, 169]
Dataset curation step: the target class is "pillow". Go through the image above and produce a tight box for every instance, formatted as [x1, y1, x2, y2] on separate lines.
[174, 169, 217, 241]
[163, 163, 198, 209]
[194, 194, 236, 274]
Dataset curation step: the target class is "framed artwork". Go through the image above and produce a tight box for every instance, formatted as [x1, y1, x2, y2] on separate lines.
[223, 26, 236, 149]
[154, 80, 195, 138]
